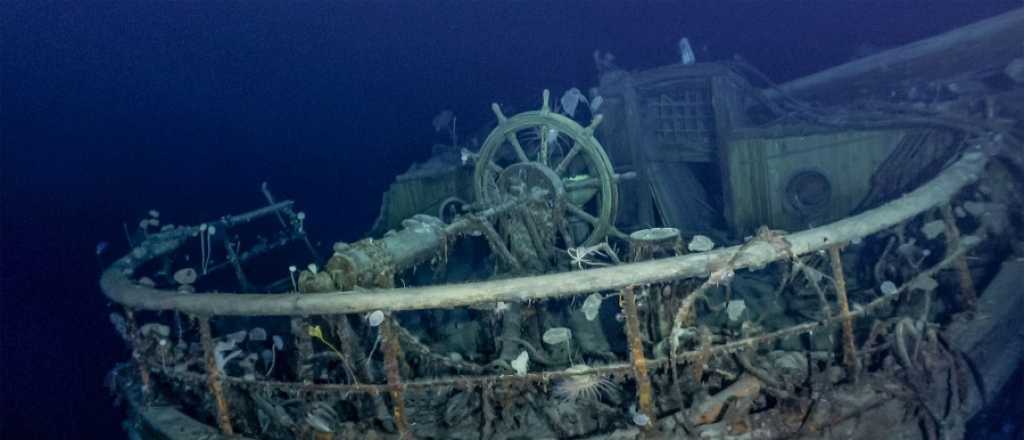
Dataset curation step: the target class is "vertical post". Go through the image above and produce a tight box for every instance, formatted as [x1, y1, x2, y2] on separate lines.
[941, 204, 977, 311]
[381, 316, 410, 439]
[295, 216, 321, 263]
[480, 385, 494, 440]
[621, 286, 656, 428]
[712, 75, 738, 231]
[222, 233, 251, 291]
[198, 316, 235, 435]
[123, 309, 151, 394]
[828, 246, 860, 381]
[262, 181, 320, 261]
[624, 76, 654, 229]
[291, 317, 315, 382]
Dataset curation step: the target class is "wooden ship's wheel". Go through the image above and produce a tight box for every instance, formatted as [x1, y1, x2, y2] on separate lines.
[473, 90, 619, 247]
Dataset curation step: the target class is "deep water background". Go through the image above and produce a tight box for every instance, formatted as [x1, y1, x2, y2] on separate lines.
[2, 1, 1020, 438]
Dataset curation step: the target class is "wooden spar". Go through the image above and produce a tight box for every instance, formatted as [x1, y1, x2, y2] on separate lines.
[771, 8, 1024, 103]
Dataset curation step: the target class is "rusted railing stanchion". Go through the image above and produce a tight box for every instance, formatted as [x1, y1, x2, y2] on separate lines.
[621, 286, 656, 428]
[941, 204, 977, 311]
[123, 309, 152, 394]
[382, 315, 411, 438]
[828, 246, 861, 381]
[291, 317, 315, 382]
[198, 316, 235, 435]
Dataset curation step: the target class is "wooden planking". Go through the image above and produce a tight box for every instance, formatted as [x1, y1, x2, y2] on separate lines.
[597, 63, 753, 230]
[647, 161, 716, 234]
[369, 167, 474, 236]
[594, 94, 633, 167]
[727, 129, 903, 235]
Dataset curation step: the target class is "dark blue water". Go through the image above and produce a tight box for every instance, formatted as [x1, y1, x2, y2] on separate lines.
[2, 1, 1019, 438]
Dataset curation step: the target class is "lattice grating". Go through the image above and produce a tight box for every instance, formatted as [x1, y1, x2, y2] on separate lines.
[643, 81, 715, 153]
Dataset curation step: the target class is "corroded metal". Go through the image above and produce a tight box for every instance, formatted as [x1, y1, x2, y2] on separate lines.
[291, 317, 314, 382]
[327, 191, 542, 288]
[942, 203, 977, 310]
[829, 246, 861, 381]
[124, 309, 151, 395]
[126, 235, 989, 440]
[381, 316, 410, 438]
[198, 316, 235, 435]
[621, 286, 656, 428]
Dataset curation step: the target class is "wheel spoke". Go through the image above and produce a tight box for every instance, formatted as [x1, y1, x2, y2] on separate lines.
[538, 125, 549, 166]
[488, 161, 503, 173]
[483, 175, 501, 201]
[505, 134, 530, 163]
[564, 176, 599, 191]
[554, 142, 582, 175]
[566, 202, 600, 226]
[558, 216, 577, 249]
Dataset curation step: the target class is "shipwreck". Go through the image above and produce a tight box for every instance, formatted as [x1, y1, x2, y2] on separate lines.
[101, 9, 1024, 440]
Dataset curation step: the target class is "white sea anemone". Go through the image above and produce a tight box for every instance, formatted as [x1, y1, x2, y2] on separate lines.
[725, 299, 747, 322]
[542, 327, 572, 345]
[366, 310, 385, 327]
[581, 293, 603, 321]
[553, 365, 618, 403]
[688, 234, 715, 252]
[173, 267, 198, 285]
[511, 351, 529, 376]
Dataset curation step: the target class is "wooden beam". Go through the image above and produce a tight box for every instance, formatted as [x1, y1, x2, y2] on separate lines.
[772, 8, 1024, 103]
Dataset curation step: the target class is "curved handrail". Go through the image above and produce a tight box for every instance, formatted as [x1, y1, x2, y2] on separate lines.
[100, 149, 989, 317]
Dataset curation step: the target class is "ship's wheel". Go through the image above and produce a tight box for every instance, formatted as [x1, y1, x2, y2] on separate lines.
[473, 90, 619, 247]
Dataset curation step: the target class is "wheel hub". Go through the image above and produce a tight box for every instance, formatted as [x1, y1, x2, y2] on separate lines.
[495, 162, 565, 206]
